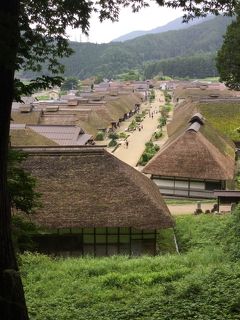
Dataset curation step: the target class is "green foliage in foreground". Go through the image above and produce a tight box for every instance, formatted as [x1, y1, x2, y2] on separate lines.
[21, 213, 240, 320]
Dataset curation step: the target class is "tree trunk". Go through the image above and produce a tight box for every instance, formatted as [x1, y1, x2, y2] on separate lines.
[0, 2, 29, 319]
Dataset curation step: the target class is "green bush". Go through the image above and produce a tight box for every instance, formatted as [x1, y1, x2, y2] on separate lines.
[108, 132, 119, 140]
[95, 131, 105, 141]
[158, 116, 167, 128]
[12, 216, 38, 252]
[154, 130, 163, 140]
[118, 132, 128, 139]
[128, 119, 137, 131]
[138, 141, 160, 165]
[108, 139, 118, 147]
[223, 205, 240, 260]
[145, 141, 154, 149]
[135, 115, 142, 123]
[149, 89, 155, 102]
[163, 90, 172, 103]
[163, 104, 172, 112]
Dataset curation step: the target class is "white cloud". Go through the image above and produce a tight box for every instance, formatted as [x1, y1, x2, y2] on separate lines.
[68, 3, 184, 44]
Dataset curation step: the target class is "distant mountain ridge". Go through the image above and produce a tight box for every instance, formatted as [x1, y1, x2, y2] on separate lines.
[111, 15, 215, 42]
[19, 16, 232, 80]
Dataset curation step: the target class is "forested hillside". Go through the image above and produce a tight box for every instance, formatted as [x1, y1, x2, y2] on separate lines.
[144, 53, 218, 79]
[111, 15, 214, 42]
[19, 16, 231, 80]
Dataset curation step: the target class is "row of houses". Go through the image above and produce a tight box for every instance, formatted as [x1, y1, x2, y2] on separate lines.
[142, 83, 236, 198]
[11, 90, 144, 144]
[14, 81, 238, 258]
[12, 81, 173, 257]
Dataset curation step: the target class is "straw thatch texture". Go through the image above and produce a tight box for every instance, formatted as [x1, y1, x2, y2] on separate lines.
[167, 97, 235, 159]
[143, 126, 235, 180]
[10, 128, 57, 146]
[22, 147, 172, 230]
[167, 99, 197, 137]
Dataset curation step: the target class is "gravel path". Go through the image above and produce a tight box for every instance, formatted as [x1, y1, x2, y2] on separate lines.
[167, 203, 215, 215]
[113, 90, 167, 166]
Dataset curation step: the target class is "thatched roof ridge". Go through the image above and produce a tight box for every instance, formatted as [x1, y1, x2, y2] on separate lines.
[189, 113, 204, 125]
[22, 147, 172, 230]
[187, 122, 201, 132]
[168, 98, 235, 159]
[167, 99, 198, 137]
[143, 126, 235, 181]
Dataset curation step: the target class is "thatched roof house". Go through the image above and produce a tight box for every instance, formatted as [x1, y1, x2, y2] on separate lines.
[143, 114, 235, 198]
[21, 146, 172, 256]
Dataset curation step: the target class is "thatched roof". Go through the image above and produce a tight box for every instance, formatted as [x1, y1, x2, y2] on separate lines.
[10, 128, 57, 146]
[173, 84, 238, 103]
[143, 121, 235, 181]
[167, 99, 235, 159]
[21, 147, 172, 230]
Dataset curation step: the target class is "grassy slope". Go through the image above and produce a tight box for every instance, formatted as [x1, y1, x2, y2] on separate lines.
[199, 102, 240, 141]
[21, 214, 240, 320]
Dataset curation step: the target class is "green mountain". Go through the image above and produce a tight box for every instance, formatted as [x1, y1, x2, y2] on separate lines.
[111, 15, 214, 42]
[20, 16, 232, 80]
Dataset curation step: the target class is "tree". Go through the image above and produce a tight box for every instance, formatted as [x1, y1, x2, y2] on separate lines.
[61, 77, 80, 91]
[8, 150, 41, 215]
[160, 0, 236, 20]
[0, 1, 238, 319]
[216, 9, 240, 90]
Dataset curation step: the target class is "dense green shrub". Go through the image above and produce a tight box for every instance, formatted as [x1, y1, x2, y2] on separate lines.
[158, 116, 167, 128]
[118, 132, 128, 139]
[163, 90, 172, 103]
[128, 119, 137, 131]
[153, 130, 163, 140]
[108, 139, 118, 147]
[138, 141, 160, 166]
[223, 205, 240, 260]
[108, 132, 119, 140]
[12, 216, 39, 252]
[149, 89, 155, 102]
[95, 131, 105, 141]
[135, 115, 142, 123]
[135, 112, 146, 123]
[163, 104, 172, 112]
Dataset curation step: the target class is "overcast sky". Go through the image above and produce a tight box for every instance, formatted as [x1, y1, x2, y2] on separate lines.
[68, 3, 184, 44]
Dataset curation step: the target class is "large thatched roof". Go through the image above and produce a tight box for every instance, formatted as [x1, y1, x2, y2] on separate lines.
[143, 120, 235, 181]
[21, 147, 172, 230]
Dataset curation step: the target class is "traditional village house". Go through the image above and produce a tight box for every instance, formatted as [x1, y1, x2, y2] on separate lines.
[48, 89, 60, 100]
[143, 114, 235, 198]
[21, 146, 173, 256]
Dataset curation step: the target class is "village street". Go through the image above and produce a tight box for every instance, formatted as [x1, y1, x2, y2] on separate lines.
[108, 90, 215, 216]
[112, 90, 168, 167]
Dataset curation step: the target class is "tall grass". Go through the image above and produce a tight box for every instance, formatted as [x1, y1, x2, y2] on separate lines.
[21, 214, 240, 320]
